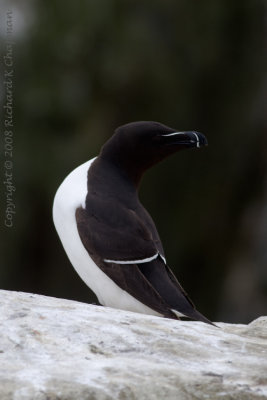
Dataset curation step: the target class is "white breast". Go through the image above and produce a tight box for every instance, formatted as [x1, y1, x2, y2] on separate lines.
[52, 158, 161, 316]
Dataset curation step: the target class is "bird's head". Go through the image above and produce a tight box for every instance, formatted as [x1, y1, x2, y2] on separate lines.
[100, 121, 208, 186]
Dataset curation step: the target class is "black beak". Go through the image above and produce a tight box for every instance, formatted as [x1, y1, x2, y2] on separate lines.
[163, 131, 208, 149]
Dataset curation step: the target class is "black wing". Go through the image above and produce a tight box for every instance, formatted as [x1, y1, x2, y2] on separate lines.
[75, 204, 174, 317]
[76, 199, 214, 325]
[76, 194, 164, 262]
[138, 257, 214, 324]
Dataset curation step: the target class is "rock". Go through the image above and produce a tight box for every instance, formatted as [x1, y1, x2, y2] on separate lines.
[0, 290, 266, 399]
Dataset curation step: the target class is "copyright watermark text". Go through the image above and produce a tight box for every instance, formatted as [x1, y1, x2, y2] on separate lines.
[3, 9, 16, 228]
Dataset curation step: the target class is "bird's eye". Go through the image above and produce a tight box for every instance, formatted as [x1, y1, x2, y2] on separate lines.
[153, 134, 163, 144]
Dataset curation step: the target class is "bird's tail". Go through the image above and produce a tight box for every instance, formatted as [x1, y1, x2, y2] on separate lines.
[171, 308, 218, 327]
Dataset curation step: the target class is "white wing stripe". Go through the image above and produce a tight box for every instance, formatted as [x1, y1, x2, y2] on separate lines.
[159, 254, 166, 264]
[104, 253, 160, 264]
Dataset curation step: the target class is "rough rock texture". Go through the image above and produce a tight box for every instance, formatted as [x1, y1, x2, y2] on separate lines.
[0, 290, 267, 400]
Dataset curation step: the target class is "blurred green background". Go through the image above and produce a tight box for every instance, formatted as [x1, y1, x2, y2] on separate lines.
[1, 0, 266, 323]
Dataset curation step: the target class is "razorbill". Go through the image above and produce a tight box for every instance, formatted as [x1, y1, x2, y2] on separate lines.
[53, 121, 213, 325]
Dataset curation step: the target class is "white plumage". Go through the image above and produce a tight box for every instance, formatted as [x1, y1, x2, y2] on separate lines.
[52, 158, 161, 316]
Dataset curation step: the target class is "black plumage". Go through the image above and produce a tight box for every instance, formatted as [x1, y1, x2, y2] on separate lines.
[75, 121, 213, 325]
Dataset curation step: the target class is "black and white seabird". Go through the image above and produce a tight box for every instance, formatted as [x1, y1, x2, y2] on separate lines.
[53, 121, 213, 325]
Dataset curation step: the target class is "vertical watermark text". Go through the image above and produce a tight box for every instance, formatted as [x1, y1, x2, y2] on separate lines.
[3, 9, 16, 228]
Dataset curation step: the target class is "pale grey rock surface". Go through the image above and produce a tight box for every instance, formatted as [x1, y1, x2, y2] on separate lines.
[0, 290, 266, 400]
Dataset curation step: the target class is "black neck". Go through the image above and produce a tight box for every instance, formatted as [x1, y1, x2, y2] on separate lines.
[88, 157, 140, 205]
[99, 154, 145, 188]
